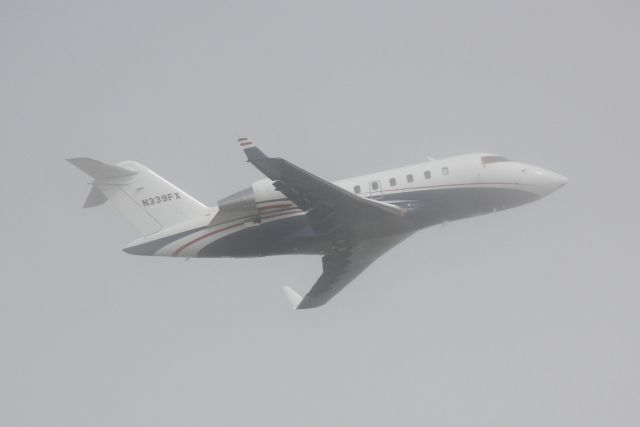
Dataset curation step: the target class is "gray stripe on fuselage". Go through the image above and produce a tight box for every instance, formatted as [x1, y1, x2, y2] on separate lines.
[123, 210, 303, 256]
[196, 214, 318, 258]
[387, 186, 540, 228]
[122, 226, 209, 255]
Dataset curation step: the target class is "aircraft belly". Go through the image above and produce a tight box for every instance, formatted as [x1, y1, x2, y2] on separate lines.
[388, 187, 540, 228]
[196, 214, 323, 257]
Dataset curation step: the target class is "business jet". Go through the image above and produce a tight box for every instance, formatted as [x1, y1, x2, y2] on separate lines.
[68, 139, 567, 309]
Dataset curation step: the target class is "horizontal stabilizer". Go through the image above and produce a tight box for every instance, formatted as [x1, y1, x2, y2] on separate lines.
[83, 185, 108, 208]
[67, 157, 136, 180]
[283, 286, 303, 309]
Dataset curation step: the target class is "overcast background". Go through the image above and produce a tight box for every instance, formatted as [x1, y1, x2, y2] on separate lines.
[1, 1, 639, 426]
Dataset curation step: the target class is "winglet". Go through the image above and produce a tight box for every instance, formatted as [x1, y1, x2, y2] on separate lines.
[238, 137, 268, 162]
[238, 137, 254, 148]
[283, 286, 303, 310]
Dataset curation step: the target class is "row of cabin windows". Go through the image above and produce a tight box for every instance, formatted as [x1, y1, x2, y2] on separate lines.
[353, 166, 450, 194]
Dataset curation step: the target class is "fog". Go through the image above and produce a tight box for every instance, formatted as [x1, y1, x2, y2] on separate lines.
[1, 1, 638, 426]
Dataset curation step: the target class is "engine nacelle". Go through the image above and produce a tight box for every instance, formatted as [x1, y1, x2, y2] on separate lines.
[251, 178, 287, 205]
[214, 179, 287, 224]
[217, 187, 257, 215]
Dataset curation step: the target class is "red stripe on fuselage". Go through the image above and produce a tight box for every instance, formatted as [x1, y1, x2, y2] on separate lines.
[172, 222, 245, 257]
[172, 209, 304, 256]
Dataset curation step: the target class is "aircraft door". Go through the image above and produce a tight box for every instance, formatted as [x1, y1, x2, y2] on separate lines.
[368, 180, 384, 200]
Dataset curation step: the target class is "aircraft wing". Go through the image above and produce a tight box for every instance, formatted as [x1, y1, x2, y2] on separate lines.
[284, 233, 412, 309]
[239, 138, 406, 227]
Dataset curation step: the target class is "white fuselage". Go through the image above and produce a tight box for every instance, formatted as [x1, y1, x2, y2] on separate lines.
[122, 153, 567, 258]
[334, 152, 566, 200]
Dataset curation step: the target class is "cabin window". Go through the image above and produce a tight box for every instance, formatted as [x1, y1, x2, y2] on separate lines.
[407, 174, 414, 183]
[371, 181, 379, 190]
[424, 170, 431, 179]
[442, 167, 449, 176]
[389, 178, 397, 187]
[354, 185, 361, 194]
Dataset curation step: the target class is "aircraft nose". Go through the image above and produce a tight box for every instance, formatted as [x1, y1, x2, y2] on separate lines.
[520, 167, 568, 196]
[549, 171, 569, 188]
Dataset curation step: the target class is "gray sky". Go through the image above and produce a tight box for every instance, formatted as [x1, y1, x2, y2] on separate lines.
[1, 1, 639, 426]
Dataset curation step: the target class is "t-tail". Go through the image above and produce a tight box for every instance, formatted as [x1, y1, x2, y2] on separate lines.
[67, 158, 209, 237]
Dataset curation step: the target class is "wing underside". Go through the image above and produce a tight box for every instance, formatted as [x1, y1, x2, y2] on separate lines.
[287, 233, 413, 309]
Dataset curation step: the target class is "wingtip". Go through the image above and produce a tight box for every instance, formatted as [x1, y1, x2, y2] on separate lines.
[283, 286, 303, 310]
[238, 137, 269, 162]
[238, 137, 254, 149]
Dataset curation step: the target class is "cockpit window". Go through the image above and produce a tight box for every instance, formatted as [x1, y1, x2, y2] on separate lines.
[481, 156, 509, 166]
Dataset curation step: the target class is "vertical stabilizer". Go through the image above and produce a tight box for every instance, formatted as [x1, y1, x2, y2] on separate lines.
[68, 158, 209, 236]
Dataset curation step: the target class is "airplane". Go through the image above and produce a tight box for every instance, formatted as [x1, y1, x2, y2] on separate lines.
[68, 138, 567, 309]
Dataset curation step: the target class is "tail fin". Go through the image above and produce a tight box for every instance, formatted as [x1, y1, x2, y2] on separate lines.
[67, 157, 209, 236]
